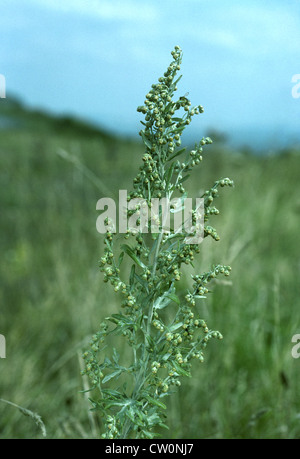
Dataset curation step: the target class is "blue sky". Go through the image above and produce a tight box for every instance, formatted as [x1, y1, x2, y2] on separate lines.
[1, 0, 300, 149]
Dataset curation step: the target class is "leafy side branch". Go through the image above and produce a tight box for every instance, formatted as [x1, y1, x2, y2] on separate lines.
[81, 46, 233, 439]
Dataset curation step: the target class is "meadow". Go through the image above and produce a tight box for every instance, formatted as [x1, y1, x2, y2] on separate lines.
[0, 99, 300, 439]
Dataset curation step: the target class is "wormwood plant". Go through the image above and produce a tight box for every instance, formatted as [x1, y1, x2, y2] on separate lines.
[81, 46, 233, 439]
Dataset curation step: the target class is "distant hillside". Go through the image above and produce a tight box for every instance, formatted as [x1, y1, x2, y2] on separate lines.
[0, 94, 118, 142]
[1, 95, 299, 155]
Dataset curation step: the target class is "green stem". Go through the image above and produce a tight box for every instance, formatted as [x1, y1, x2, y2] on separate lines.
[120, 192, 170, 439]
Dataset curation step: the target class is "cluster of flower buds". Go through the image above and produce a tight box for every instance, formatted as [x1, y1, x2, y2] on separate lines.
[103, 415, 119, 439]
[135, 45, 207, 202]
[192, 264, 232, 295]
[203, 178, 234, 221]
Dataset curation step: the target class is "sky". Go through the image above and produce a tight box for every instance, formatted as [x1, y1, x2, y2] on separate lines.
[1, 0, 300, 149]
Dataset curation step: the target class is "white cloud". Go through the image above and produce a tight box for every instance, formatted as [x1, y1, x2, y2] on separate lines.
[162, 1, 300, 57]
[227, 4, 300, 54]
[28, 0, 159, 22]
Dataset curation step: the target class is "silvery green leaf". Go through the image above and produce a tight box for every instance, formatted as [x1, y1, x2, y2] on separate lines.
[167, 147, 186, 162]
[121, 244, 147, 269]
[129, 263, 135, 286]
[134, 273, 149, 291]
[162, 352, 172, 361]
[140, 130, 152, 150]
[166, 292, 180, 305]
[169, 321, 183, 332]
[102, 369, 122, 384]
[145, 395, 167, 410]
[173, 361, 191, 377]
[118, 251, 124, 267]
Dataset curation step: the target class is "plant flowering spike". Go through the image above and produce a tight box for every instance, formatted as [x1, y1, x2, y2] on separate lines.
[82, 46, 233, 439]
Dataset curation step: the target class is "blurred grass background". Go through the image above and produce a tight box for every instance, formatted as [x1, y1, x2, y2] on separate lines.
[0, 97, 300, 439]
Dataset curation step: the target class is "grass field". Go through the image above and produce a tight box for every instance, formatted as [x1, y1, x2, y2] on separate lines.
[1, 101, 300, 439]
